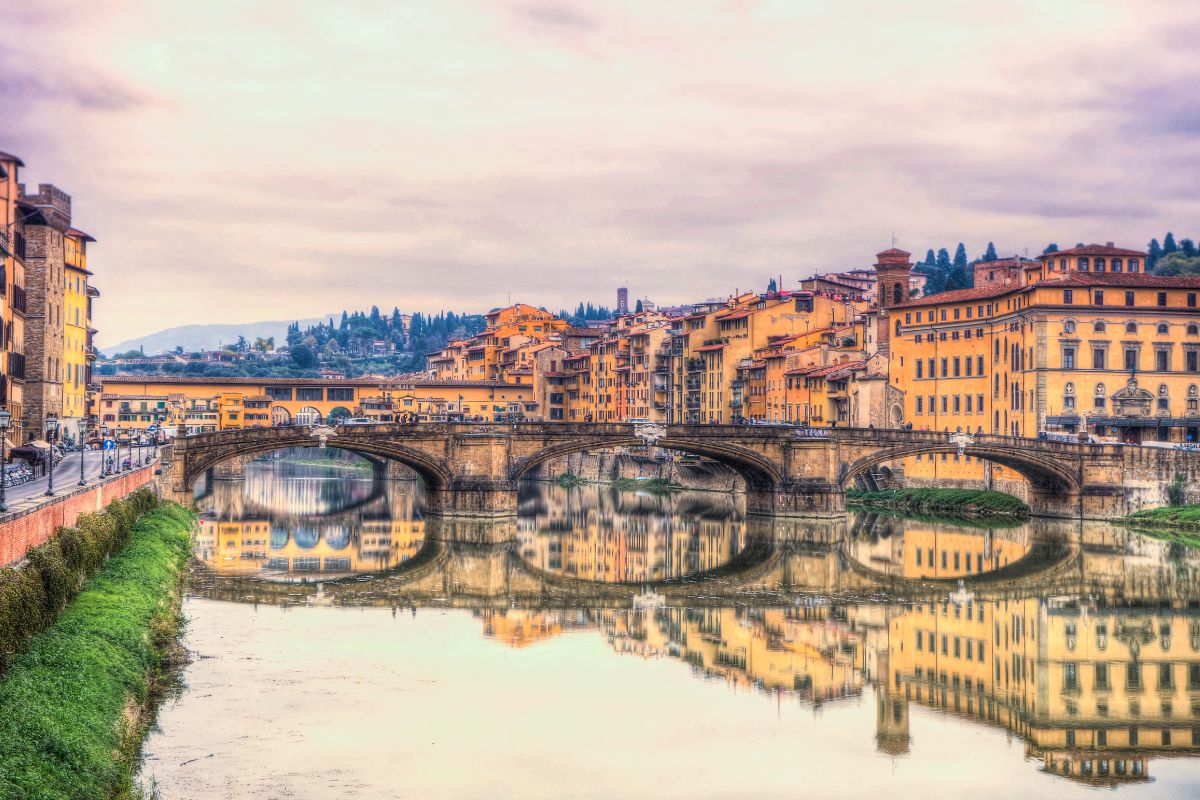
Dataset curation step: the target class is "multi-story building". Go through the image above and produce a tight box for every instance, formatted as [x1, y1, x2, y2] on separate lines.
[0, 151, 28, 443]
[62, 227, 97, 436]
[17, 183, 72, 441]
[891, 242, 1200, 443]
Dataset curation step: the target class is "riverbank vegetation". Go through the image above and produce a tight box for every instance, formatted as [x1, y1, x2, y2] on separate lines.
[1124, 505, 1200, 531]
[612, 477, 675, 494]
[0, 498, 195, 800]
[847, 487, 1030, 518]
[556, 472, 586, 487]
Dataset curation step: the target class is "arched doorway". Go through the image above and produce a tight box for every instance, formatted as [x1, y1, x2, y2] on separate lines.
[271, 406, 292, 426]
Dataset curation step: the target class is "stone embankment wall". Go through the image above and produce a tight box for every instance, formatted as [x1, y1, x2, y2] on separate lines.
[0, 466, 157, 565]
[532, 452, 743, 493]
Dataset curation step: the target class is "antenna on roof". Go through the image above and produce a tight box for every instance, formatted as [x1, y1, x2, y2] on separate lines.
[891, 232, 898, 248]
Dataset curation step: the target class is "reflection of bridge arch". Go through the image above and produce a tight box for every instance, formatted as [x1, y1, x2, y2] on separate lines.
[507, 435, 783, 491]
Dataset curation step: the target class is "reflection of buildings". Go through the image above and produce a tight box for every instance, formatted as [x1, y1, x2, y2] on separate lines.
[474, 609, 594, 648]
[849, 521, 1030, 579]
[196, 464, 425, 580]
[516, 483, 746, 583]
[883, 539, 1200, 785]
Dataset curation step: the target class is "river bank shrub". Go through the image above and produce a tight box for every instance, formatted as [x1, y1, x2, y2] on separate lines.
[612, 477, 675, 494]
[1125, 504, 1200, 530]
[847, 487, 1030, 517]
[0, 501, 194, 800]
[0, 488, 162, 672]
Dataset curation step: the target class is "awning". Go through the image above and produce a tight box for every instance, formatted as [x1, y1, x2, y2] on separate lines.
[1087, 417, 1200, 428]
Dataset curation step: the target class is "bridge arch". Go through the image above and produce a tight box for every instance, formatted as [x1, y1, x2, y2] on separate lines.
[840, 443, 1082, 517]
[507, 435, 785, 491]
[182, 437, 452, 496]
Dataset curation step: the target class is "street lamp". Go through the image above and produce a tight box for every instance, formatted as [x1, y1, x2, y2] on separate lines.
[100, 425, 111, 476]
[45, 414, 58, 497]
[78, 418, 89, 486]
[0, 409, 10, 512]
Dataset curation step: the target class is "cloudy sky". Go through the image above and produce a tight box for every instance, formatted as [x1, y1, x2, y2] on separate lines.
[4, 0, 1198, 346]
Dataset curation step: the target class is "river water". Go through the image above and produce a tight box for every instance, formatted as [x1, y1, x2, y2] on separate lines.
[139, 462, 1200, 798]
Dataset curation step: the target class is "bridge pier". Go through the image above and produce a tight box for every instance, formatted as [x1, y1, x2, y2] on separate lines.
[748, 482, 846, 518]
[425, 479, 520, 519]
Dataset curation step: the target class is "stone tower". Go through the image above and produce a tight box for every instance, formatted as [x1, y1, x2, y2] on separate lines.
[17, 183, 71, 441]
[874, 247, 912, 355]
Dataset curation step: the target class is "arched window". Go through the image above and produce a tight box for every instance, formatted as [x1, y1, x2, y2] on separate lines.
[1079, 256, 1090, 271]
[1129, 258, 1140, 273]
[1059, 257, 1068, 271]
[1094, 320, 1106, 333]
[1112, 258, 1123, 272]
[1158, 323, 1170, 335]
[1095, 257, 1106, 272]
[893, 283, 903, 305]
[1126, 322, 1138, 334]
[1063, 320, 1076, 334]
[296, 406, 322, 426]
[271, 406, 292, 426]
[1189, 323, 1199, 336]
[1094, 384, 1107, 409]
[894, 319, 901, 335]
[1064, 382, 1076, 409]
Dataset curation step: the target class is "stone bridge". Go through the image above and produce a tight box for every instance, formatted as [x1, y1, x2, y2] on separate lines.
[165, 423, 1200, 519]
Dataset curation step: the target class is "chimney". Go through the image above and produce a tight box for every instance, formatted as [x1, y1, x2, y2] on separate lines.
[1106, 241, 1114, 247]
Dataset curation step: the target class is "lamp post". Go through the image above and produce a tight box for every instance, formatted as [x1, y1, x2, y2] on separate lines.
[100, 425, 110, 476]
[45, 414, 58, 497]
[78, 418, 89, 486]
[0, 409, 10, 512]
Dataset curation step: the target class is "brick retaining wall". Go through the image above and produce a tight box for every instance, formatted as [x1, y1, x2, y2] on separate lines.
[0, 466, 157, 566]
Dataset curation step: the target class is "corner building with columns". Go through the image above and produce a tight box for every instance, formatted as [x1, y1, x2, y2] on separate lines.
[891, 243, 1200, 444]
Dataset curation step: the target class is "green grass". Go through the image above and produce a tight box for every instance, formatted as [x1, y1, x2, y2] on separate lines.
[1124, 504, 1200, 531]
[0, 502, 195, 800]
[846, 487, 1030, 517]
[612, 477, 675, 494]
[556, 472, 586, 487]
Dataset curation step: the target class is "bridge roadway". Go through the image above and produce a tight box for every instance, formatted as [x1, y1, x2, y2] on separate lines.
[190, 515, 1196, 610]
[163, 422, 1200, 519]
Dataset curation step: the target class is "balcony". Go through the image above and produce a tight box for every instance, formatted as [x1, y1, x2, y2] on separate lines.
[11, 285, 26, 314]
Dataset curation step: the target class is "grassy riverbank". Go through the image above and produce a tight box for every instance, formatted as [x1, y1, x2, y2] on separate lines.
[0, 500, 195, 800]
[847, 487, 1030, 518]
[1123, 505, 1200, 535]
[611, 477, 675, 494]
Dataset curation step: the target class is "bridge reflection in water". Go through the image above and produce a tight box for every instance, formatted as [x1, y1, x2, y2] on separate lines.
[182, 462, 1200, 793]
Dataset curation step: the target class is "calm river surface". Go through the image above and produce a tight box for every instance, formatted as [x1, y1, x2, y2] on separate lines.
[139, 461, 1200, 798]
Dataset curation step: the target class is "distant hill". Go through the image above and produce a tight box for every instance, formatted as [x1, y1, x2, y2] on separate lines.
[102, 316, 331, 357]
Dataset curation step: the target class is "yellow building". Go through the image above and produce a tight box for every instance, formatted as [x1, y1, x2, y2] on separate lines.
[95, 376, 534, 436]
[62, 227, 97, 434]
[0, 150, 27, 442]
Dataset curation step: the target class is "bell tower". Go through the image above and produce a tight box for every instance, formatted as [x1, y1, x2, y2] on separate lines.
[875, 247, 912, 354]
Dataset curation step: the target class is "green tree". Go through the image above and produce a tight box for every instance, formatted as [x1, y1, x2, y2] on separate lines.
[1182, 239, 1197, 258]
[290, 344, 317, 369]
[1154, 252, 1200, 276]
[767, 277, 778, 292]
[635, 298, 644, 312]
[981, 242, 998, 262]
[1149, 238, 1163, 270]
[1164, 232, 1179, 255]
[1043, 243, 1059, 254]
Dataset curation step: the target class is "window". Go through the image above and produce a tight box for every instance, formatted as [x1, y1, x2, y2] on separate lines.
[1127, 662, 1141, 689]
[1190, 324, 1199, 335]
[916, 396, 924, 414]
[1191, 352, 1200, 373]
[1113, 258, 1123, 272]
[977, 355, 984, 375]
[1125, 349, 1138, 371]
[1094, 320, 1106, 333]
[1190, 293, 1197, 308]
[1126, 291, 1135, 306]
[1096, 257, 1107, 272]
[1064, 662, 1079, 690]
[327, 387, 354, 401]
[1094, 349, 1107, 370]
[1126, 321, 1137, 333]
[1129, 258, 1140, 272]
[1096, 663, 1109, 690]
[1063, 348, 1076, 369]
[1157, 351, 1169, 372]
[916, 360, 923, 379]
[1095, 384, 1107, 408]
[1159, 292, 1168, 307]
[297, 387, 323, 402]
[1079, 256, 1090, 271]
[1064, 382, 1076, 409]
[1160, 662, 1174, 689]
[1064, 319, 1076, 334]
[1158, 323, 1170, 335]
[265, 387, 293, 401]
